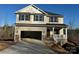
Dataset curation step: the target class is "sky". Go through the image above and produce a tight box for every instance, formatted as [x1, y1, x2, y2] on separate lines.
[0, 4, 79, 28]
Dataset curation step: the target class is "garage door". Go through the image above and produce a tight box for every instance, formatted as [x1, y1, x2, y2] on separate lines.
[21, 31, 42, 40]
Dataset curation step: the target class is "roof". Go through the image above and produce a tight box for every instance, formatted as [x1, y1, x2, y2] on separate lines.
[15, 4, 47, 15]
[31, 4, 47, 15]
[45, 11, 63, 17]
[15, 4, 63, 17]
[15, 23, 68, 28]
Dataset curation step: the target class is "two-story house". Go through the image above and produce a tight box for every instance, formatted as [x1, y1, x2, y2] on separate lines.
[14, 4, 68, 45]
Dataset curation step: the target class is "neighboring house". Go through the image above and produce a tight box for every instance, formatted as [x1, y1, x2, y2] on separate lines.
[14, 4, 68, 45]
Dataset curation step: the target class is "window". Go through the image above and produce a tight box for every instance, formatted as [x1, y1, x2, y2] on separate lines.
[19, 14, 25, 20]
[25, 14, 30, 20]
[19, 14, 30, 21]
[34, 14, 44, 21]
[49, 17, 58, 22]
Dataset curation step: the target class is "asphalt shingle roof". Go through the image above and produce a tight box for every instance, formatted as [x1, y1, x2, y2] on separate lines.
[45, 11, 63, 16]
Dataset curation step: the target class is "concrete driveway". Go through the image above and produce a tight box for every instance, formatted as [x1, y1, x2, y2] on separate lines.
[0, 39, 57, 54]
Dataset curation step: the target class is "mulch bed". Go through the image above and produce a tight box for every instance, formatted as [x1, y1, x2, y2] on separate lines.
[44, 40, 70, 54]
[0, 41, 16, 51]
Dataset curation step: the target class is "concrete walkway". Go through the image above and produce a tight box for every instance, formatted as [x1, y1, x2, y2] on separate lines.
[0, 39, 57, 54]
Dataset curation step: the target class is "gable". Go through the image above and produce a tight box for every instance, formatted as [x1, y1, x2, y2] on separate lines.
[15, 5, 44, 14]
[15, 4, 63, 17]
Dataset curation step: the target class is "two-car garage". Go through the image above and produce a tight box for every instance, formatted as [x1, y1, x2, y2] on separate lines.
[21, 31, 42, 40]
[15, 27, 46, 41]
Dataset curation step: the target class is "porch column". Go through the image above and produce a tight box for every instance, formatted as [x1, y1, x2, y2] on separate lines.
[65, 28, 67, 39]
[50, 27, 54, 37]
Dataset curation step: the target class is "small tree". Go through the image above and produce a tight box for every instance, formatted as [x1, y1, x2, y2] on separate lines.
[68, 18, 76, 41]
[68, 19, 75, 29]
[0, 24, 14, 40]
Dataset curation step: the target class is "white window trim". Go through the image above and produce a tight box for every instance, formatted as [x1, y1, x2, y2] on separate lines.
[19, 14, 30, 21]
[34, 14, 44, 21]
[49, 16, 58, 22]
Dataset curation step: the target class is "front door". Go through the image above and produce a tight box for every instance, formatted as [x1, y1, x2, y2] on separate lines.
[47, 28, 50, 37]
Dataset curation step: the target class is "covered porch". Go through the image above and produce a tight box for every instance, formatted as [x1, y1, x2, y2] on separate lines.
[46, 24, 68, 45]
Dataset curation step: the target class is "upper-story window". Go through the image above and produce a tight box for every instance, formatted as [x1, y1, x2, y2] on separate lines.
[19, 14, 30, 21]
[19, 14, 25, 20]
[49, 16, 58, 22]
[34, 14, 44, 21]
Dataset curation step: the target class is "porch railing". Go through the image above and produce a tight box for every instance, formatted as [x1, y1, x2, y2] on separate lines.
[53, 34, 66, 39]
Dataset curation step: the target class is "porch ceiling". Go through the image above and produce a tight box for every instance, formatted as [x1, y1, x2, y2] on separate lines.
[15, 23, 68, 28]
